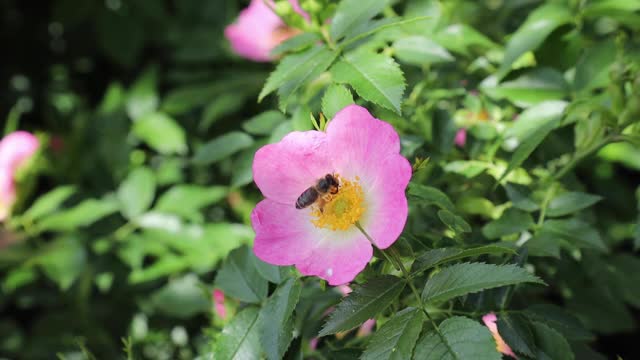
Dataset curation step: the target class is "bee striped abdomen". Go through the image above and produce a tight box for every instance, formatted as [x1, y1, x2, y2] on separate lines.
[296, 187, 319, 209]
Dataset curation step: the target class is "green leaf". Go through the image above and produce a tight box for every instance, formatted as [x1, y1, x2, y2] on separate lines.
[437, 210, 471, 233]
[242, 111, 286, 135]
[531, 321, 575, 360]
[253, 255, 287, 284]
[33, 235, 87, 290]
[259, 45, 338, 111]
[496, 314, 536, 357]
[484, 68, 569, 108]
[200, 93, 246, 131]
[525, 304, 594, 341]
[259, 279, 301, 360]
[319, 276, 406, 336]
[505, 183, 540, 212]
[133, 112, 187, 155]
[329, 0, 388, 41]
[541, 218, 608, 252]
[215, 307, 262, 360]
[154, 184, 227, 219]
[421, 262, 544, 304]
[322, 84, 354, 120]
[270, 32, 321, 57]
[214, 246, 268, 304]
[117, 167, 156, 219]
[574, 42, 617, 92]
[126, 67, 158, 120]
[393, 36, 454, 66]
[361, 307, 424, 360]
[497, 3, 573, 78]
[22, 186, 76, 222]
[407, 184, 455, 212]
[482, 208, 534, 239]
[331, 51, 406, 114]
[444, 160, 492, 179]
[411, 246, 517, 275]
[150, 274, 210, 318]
[432, 24, 497, 56]
[36, 197, 119, 232]
[504, 100, 567, 143]
[498, 116, 560, 183]
[546, 192, 602, 217]
[413, 316, 500, 360]
[192, 132, 254, 165]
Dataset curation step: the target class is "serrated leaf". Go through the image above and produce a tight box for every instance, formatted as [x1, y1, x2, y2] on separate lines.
[154, 184, 227, 219]
[330, 0, 388, 41]
[117, 167, 156, 219]
[22, 186, 76, 222]
[36, 197, 119, 232]
[421, 262, 544, 304]
[482, 208, 534, 239]
[541, 218, 608, 252]
[242, 111, 286, 135]
[361, 307, 424, 360]
[331, 51, 406, 114]
[525, 304, 594, 341]
[319, 276, 405, 336]
[133, 112, 187, 155]
[497, 314, 536, 357]
[192, 132, 253, 165]
[498, 116, 559, 183]
[497, 3, 572, 78]
[531, 321, 575, 360]
[259, 45, 338, 111]
[322, 84, 354, 120]
[411, 246, 517, 275]
[214, 246, 268, 304]
[393, 36, 454, 66]
[437, 210, 471, 233]
[252, 255, 287, 284]
[215, 307, 261, 360]
[413, 316, 500, 360]
[407, 184, 455, 212]
[270, 32, 320, 57]
[546, 192, 602, 217]
[260, 279, 301, 360]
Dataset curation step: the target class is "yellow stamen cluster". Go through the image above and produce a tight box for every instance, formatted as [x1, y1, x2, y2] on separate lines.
[311, 176, 365, 231]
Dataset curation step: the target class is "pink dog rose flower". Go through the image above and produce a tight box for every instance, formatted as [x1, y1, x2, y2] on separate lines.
[213, 289, 227, 319]
[454, 128, 467, 147]
[482, 313, 517, 358]
[251, 105, 411, 285]
[0, 131, 39, 221]
[225, 0, 305, 62]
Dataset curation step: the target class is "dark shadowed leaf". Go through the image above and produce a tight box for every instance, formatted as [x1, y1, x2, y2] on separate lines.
[361, 307, 424, 360]
[319, 276, 405, 336]
[215, 307, 262, 360]
[214, 246, 268, 303]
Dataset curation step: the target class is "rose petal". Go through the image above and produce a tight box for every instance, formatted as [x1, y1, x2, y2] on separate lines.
[0, 131, 39, 172]
[253, 131, 333, 205]
[326, 105, 402, 187]
[252, 198, 318, 265]
[482, 313, 518, 359]
[296, 229, 373, 285]
[224, 0, 284, 62]
[359, 154, 411, 249]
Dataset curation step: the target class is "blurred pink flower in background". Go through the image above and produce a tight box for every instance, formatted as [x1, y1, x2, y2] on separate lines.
[454, 128, 467, 147]
[356, 319, 376, 337]
[482, 313, 517, 358]
[0, 131, 39, 221]
[225, 0, 305, 62]
[251, 105, 411, 285]
[213, 289, 227, 319]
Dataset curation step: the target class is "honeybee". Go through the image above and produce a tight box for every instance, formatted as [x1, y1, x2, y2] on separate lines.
[295, 174, 339, 210]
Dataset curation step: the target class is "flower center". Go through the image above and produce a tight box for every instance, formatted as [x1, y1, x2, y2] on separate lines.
[311, 176, 365, 231]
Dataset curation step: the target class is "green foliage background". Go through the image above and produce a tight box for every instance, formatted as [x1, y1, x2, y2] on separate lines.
[1, 0, 640, 359]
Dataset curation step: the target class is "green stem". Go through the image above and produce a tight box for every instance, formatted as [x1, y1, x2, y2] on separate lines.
[553, 135, 618, 180]
[354, 221, 450, 351]
[537, 183, 557, 227]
